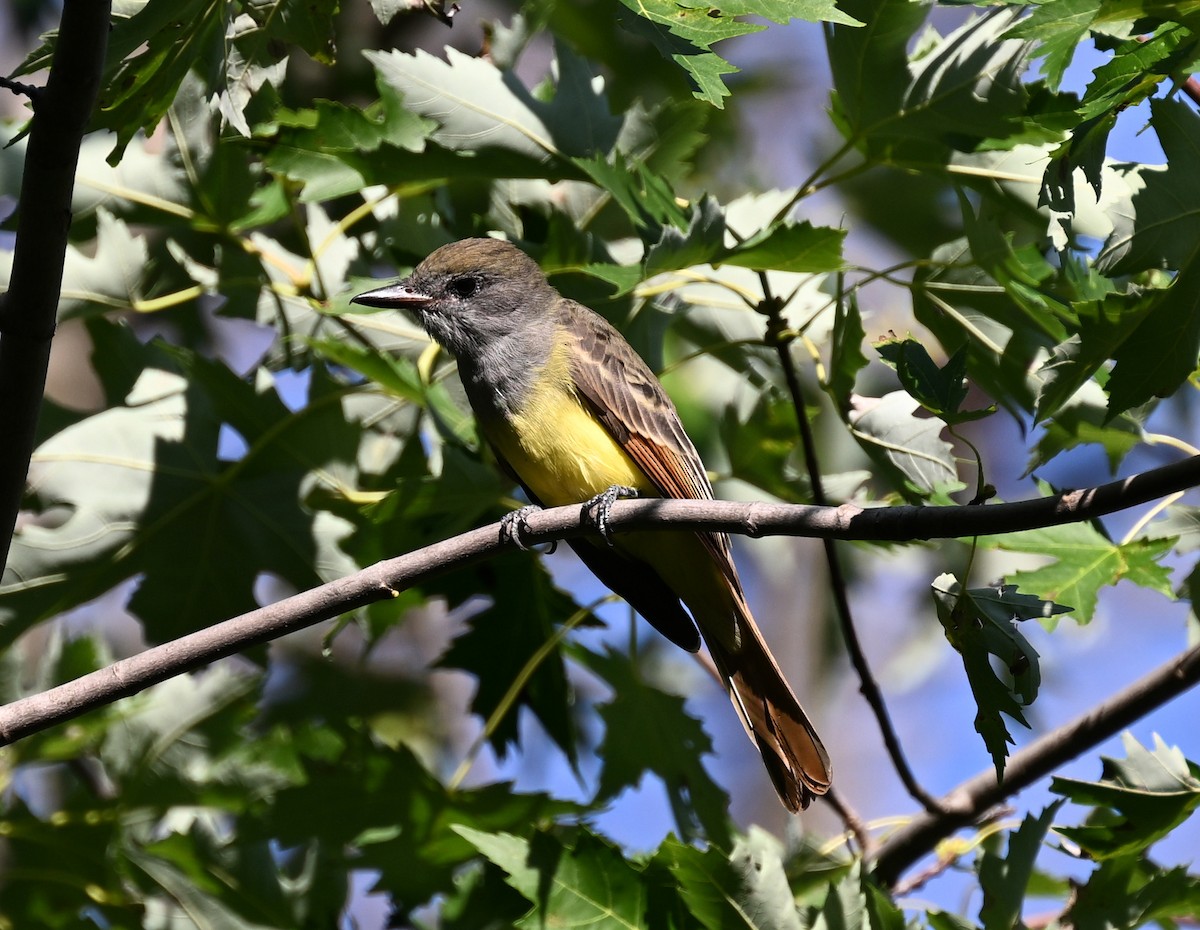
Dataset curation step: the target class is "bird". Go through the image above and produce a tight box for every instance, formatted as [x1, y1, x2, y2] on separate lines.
[352, 237, 831, 810]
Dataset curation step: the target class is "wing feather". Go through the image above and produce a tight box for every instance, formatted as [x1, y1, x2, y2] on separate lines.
[561, 301, 740, 589]
[555, 298, 831, 809]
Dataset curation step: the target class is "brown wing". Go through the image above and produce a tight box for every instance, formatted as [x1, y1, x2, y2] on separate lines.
[559, 299, 832, 810]
[559, 300, 742, 591]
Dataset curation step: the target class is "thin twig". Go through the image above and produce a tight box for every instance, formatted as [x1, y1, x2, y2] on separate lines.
[758, 271, 943, 814]
[0, 0, 111, 573]
[0, 75, 42, 102]
[822, 787, 874, 857]
[870, 638, 1200, 886]
[889, 808, 1016, 896]
[0, 454, 1197, 745]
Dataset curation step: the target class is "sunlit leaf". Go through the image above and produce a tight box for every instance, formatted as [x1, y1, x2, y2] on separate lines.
[985, 522, 1175, 624]
[455, 826, 647, 929]
[616, 0, 859, 108]
[1052, 733, 1200, 859]
[829, 4, 1057, 163]
[660, 829, 803, 930]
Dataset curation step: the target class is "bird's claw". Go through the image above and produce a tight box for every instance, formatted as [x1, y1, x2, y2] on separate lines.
[585, 485, 639, 546]
[500, 504, 556, 553]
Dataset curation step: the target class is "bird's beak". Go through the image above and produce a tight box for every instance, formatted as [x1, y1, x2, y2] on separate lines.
[350, 280, 433, 310]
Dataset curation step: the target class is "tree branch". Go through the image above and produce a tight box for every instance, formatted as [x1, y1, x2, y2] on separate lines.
[0, 453, 1195, 746]
[595, 453, 1200, 542]
[870, 638, 1200, 886]
[0, 0, 111, 573]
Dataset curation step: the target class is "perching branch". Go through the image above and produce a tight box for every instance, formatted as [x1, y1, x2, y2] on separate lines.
[0, 0, 111, 573]
[0, 453, 1196, 746]
[870, 637, 1200, 886]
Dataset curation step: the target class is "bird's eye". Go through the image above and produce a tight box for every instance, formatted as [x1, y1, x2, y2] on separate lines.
[448, 275, 481, 298]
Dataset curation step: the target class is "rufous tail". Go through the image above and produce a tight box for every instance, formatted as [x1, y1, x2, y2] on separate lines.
[707, 610, 831, 812]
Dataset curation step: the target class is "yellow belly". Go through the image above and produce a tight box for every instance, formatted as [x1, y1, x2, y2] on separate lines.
[482, 342, 740, 638]
[487, 373, 654, 506]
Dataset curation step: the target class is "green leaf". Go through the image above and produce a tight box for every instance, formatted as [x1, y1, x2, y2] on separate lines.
[826, 292, 869, 415]
[804, 860, 874, 930]
[574, 151, 690, 234]
[1099, 98, 1200, 274]
[94, 0, 225, 161]
[848, 391, 961, 501]
[1004, 0, 1102, 88]
[580, 260, 647, 297]
[262, 740, 579, 914]
[1075, 27, 1200, 123]
[243, 0, 339, 62]
[874, 338, 993, 423]
[366, 43, 620, 167]
[1067, 858, 1200, 930]
[1106, 248, 1200, 416]
[1029, 380, 1146, 472]
[986, 523, 1175, 624]
[827, 0, 929, 150]
[439, 860, 534, 930]
[583, 181, 846, 284]
[644, 196, 728, 277]
[912, 238, 1053, 418]
[580, 646, 732, 849]
[1052, 733, 1200, 859]
[932, 574, 1056, 777]
[978, 803, 1063, 930]
[24, 0, 339, 162]
[128, 841, 297, 930]
[659, 829, 802, 930]
[722, 390, 827, 503]
[1033, 285, 1155, 424]
[829, 4, 1055, 163]
[1041, 110, 1116, 216]
[927, 911, 979, 930]
[263, 82, 434, 200]
[0, 343, 361, 647]
[437, 553, 583, 765]
[616, 7, 743, 107]
[616, 0, 859, 108]
[0, 792, 132, 927]
[721, 221, 846, 274]
[311, 335, 478, 447]
[455, 826, 648, 929]
[955, 189, 1065, 337]
[0, 661, 333, 928]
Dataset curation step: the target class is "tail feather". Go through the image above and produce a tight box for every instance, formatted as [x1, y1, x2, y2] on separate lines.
[707, 611, 831, 812]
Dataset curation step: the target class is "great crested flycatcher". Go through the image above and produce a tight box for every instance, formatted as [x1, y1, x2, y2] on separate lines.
[352, 237, 831, 810]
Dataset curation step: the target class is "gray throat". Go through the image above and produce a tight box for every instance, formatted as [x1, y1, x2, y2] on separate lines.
[457, 321, 557, 420]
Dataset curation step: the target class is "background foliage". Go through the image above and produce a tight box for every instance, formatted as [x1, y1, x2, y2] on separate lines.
[1, 0, 1200, 926]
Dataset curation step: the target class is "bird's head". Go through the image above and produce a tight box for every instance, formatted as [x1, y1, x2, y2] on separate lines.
[351, 238, 556, 357]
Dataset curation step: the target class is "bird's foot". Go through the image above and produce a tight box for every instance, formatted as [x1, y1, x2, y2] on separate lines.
[585, 485, 640, 546]
[500, 504, 556, 553]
